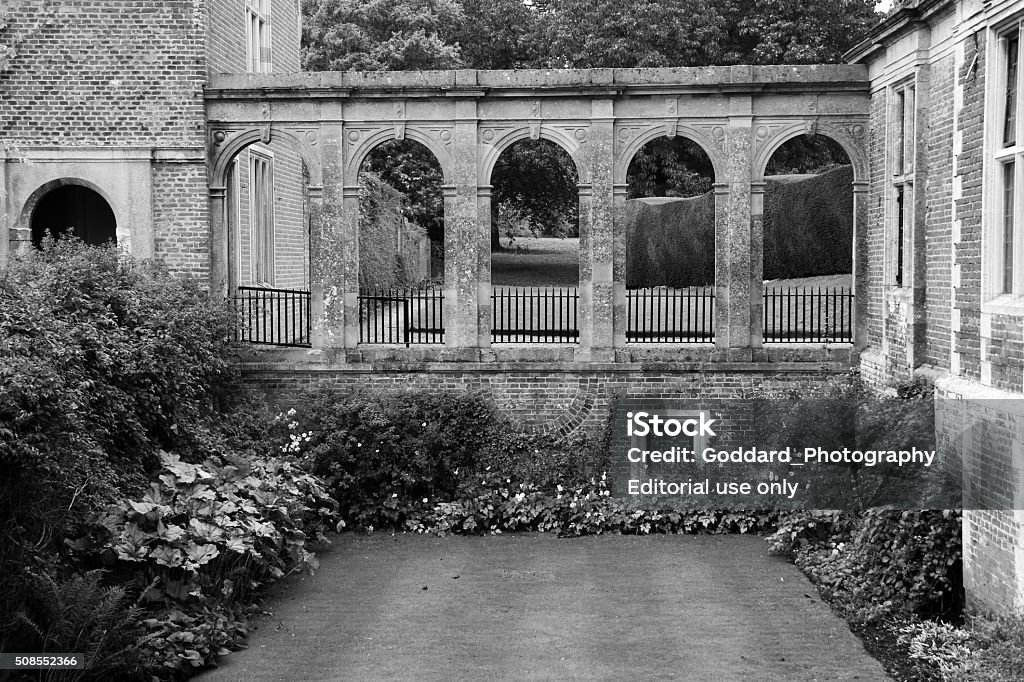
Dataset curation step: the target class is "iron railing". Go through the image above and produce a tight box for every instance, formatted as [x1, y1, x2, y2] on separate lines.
[491, 286, 579, 343]
[763, 286, 853, 343]
[233, 286, 311, 347]
[626, 287, 715, 343]
[358, 286, 445, 346]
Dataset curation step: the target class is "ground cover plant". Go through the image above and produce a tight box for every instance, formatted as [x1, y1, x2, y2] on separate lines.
[0, 240, 337, 680]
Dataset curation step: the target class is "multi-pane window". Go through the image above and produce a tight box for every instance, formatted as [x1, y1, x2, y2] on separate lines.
[246, 0, 271, 73]
[891, 79, 916, 287]
[996, 25, 1024, 297]
[249, 151, 275, 285]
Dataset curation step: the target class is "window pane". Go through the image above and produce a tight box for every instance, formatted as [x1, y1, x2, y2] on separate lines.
[895, 90, 905, 175]
[904, 86, 915, 174]
[1004, 161, 1016, 294]
[1006, 35, 1019, 148]
[896, 186, 905, 287]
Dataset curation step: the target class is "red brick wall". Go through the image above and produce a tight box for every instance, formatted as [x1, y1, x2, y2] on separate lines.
[924, 55, 955, 369]
[0, 0, 206, 147]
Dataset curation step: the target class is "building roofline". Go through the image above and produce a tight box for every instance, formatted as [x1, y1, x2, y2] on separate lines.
[845, 0, 957, 63]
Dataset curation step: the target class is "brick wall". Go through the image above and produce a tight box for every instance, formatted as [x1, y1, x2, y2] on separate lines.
[153, 163, 210, 278]
[955, 32, 986, 381]
[866, 91, 888, 347]
[236, 364, 849, 436]
[207, 0, 301, 75]
[234, 140, 307, 288]
[0, 0, 206, 147]
[924, 54, 955, 369]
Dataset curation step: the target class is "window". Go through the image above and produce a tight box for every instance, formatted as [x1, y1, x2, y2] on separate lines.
[890, 79, 916, 288]
[995, 25, 1024, 297]
[249, 151, 275, 285]
[246, 0, 271, 73]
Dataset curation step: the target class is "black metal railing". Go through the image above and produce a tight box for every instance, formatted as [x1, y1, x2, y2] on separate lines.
[491, 286, 579, 343]
[358, 286, 445, 346]
[233, 286, 311, 347]
[763, 286, 853, 343]
[626, 287, 715, 343]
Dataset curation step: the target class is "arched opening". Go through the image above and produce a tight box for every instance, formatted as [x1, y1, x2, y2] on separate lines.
[226, 138, 312, 347]
[30, 183, 116, 248]
[356, 139, 445, 345]
[762, 134, 853, 344]
[489, 138, 580, 344]
[624, 136, 716, 343]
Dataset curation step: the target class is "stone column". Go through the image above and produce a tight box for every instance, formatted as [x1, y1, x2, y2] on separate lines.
[316, 119, 347, 351]
[612, 183, 629, 347]
[749, 181, 766, 347]
[209, 186, 228, 299]
[448, 98, 481, 350]
[721, 96, 755, 353]
[853, 180, 869, 350]
[587, 99, 616, 357]
[475, 184, 493, 348]
[577, 184, 594, 351]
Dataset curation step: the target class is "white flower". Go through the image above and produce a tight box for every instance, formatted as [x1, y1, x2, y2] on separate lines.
[421, 422, 427, 427]
[557, 484, 563, 492]
[392, 493, 398, 498]
[423, 498, 428, 503]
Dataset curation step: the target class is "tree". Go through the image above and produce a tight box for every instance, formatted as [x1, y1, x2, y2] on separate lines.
[539, 0, 728, 69]
[302, 0, 465, 71]
[491, 139, 578, 247]
[360, 140, 445, 242]
[450, 0, 543, 70]
[719, 0, 879, 65]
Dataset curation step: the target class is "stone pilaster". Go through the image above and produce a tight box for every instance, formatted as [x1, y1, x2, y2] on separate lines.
[612, 183, 629, 347]
[315, 116, 348, 350]
[853, 180, 870, 350]
[587, 99, 616, 354]
[475, 185, 493, 347]
[208, 185, 228, 299]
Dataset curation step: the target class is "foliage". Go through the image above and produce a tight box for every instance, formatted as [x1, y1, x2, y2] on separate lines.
[0, 239, 236, 661]
[14, 570, 151, 681]
[895, 617, 974, 681]
[626, 137, 715, 199]
[360, 139, 445, 243]
[67, 450, 338, 675]
[491, 139, 579, 245]
[624, 190, 716, 287]
[769, 509, 963, 620]
[957, 615, 1024, 682]
[358, 172, 430, 288]
[301, 0, 465, 71]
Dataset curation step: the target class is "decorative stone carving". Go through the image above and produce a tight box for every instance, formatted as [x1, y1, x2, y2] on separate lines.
[395, 121, 406, 140]
[260, 124, 271, 144]
[529, 122, 541, 140]
[347, 130, 361, 142]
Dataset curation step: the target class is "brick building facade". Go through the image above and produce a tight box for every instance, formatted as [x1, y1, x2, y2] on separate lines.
[0, 0, 306, 288]
[848, 0, 1024, 613]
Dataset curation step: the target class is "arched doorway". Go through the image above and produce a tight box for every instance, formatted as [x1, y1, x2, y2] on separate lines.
[30, 183, 116, 248]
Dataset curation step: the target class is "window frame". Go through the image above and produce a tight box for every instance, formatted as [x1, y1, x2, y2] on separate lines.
[248, 148, 276, 287]
[888, 76, 917, 289]
[989, 20, 1024, 302]
[245, 0, 272, 74]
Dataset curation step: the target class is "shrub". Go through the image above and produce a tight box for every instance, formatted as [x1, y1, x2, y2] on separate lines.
[0, 239, 237, 657]
[67, 450, 337, 676]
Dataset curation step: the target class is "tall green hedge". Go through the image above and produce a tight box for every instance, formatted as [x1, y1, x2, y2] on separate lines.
[625, 165, 853, 287]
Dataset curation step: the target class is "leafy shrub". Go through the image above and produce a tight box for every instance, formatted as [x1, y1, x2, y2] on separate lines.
[0, 239, 236, 658]
[66, 451, 337, 675]
[770, 509, 963, 620]
[277, 390, 501, 528]
[957, 615, 1024, 682]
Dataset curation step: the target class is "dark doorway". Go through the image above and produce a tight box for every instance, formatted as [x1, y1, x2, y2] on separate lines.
[30, 184, 116, 248]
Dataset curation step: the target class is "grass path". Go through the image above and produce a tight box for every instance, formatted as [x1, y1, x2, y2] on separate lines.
[200, 534, 888, 681]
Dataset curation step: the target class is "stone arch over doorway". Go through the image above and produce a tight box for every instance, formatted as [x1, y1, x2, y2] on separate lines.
[18, 178, 121, 251]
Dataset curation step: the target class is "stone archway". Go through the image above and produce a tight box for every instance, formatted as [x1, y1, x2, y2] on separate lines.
[22, 178, 118, 249]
